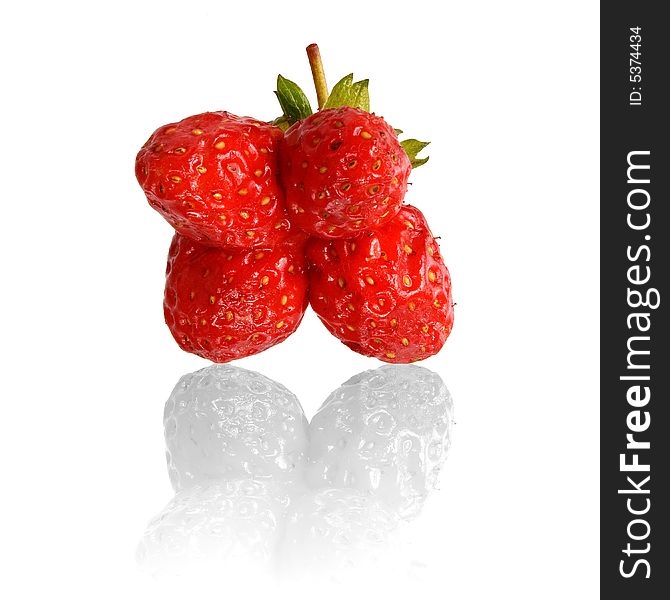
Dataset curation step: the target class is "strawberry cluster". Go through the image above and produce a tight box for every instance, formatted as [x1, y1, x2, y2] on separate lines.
[135, 47, 454, 364]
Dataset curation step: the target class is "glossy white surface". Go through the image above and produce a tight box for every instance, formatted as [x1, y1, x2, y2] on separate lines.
[138, 365, 452, 579]
[1, 1, 599, 598]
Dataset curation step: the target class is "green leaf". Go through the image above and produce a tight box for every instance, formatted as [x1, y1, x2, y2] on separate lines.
[323, 74, 370, 111]
[323, 74, 354, 109]
[400, 139, 430, 169]
[275, 75, 313, 124]
[350, 79, 370, 112]
[271, 115, 291, 132]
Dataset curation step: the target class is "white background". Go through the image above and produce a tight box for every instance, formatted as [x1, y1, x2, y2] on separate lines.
[1, 1, 599, 598]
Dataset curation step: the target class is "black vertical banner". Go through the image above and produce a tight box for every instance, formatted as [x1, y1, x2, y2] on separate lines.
[601, 2, 669, 597]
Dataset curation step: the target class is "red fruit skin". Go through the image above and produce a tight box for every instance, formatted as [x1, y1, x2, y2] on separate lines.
[307, 205, 454, 363]
[136, 112, 293, 249]
[279, 106, 411, 239]
[164, 233, 309, 362]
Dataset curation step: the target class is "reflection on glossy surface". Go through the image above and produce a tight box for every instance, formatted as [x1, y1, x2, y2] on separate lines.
[306, 365, 453, 519]
[138, 364, 454, 579]
[164, 365, 309, 491]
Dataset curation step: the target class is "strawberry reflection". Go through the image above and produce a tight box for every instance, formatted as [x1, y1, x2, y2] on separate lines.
[137, 364, 454, 580]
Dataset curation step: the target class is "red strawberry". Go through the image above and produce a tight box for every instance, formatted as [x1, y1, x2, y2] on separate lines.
[164, 233, 309, 362]
[136, 112, 294, 249]
[279, 106, 411, 239]
[307, 205, 454, 363]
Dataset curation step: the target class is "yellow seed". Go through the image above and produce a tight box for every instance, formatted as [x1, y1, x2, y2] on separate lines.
[360, 131, 372, 139]
[261, 196, 271, 206]
[338, 277, 346, 288]
[312, 137, 321, 146]
[334, 120, 344, 128]
[350, 242, 356, 252]
[192, 128, 204, 135]
[374, 338, 383, 344]
[246, 230, 255, 237]
[318, 191, 326, 200]
[218, 215, 227, 222]
[209, 295, 215, 304]
[347, 303, 355, 311]
[380, 211, 389, 218]
[368, 185, 380, 195]
[372, 159, 381, 170]
[349, 205, 360, 214]
[255, 310, 263, 320]
[165, 127, 176, 134]
[390, 319, 398, 328]
[365, 276, 375, 285]
[153, 144, 163, 152]
[296, 206, 305, 213]
[255, 251, 265, 260]
[169, 175, 182, 183]
[379, 298, 385, 306]
[288, 264, 295, 274]
[433, 299, 441, 308]
[238, 188, 248, 196]
[386, 352, 396, 359]
[174, 147, 186, 154]
[276, 320, 285, 329]
[226, 311, 234, 321]
[203, 268, 210, 277]
[404, 220, 414, 229]
[280, 295, 288, 306]
[224, 335, 233, 341]
[422, 324, 429, 333]
[212, 192, 223, 200]
[327, 226, 336, 233]
[427, 246, 435, 256]
[346, 324, 355, 331]
[200, 318, 207, 326]
[196, 166, 206, 173]
[239, 210, 250, 219]
[421, 345, 427, 352]
[402, 337, 409, 347]
[214, 141, 226, 150]
[341, 182, 352, 191]
[183, 201, 194, 209]
[251, 333, 260, 340]
[261, 275, 270, 285]
[403, 275, 412, 287]
[227, 164, 238, 173]
[392, 177, 399, 185]
[260, 147, 269, 154]
[274, 221, 283, 229]
[254, 169, 263, 177]
[354, 220, 363, 227]
[189, 291, 195, 300]
[319, 166, 328, 174]
[369, 320, 377, 328]
[428, 271, 436, 282]
[408, 301, 416, 312]
[347, 160, 357, 169]
[382, 196, 390, 205]
[404, 244, 413, 254]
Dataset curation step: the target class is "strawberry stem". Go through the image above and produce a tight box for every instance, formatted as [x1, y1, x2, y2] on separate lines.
[306, 43, 328, 110]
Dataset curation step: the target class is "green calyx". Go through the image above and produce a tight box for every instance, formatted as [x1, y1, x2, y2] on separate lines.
[400, 139, 430, 168]
[322, 74, 370, 112]
[273, 51, 429, 168]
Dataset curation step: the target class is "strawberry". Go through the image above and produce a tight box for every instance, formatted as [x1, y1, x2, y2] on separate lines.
[164, 233, 309, 362]
[136, 111, 293, 249]
[279, 106, 411, 239]
[306, 205, 454, 363]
